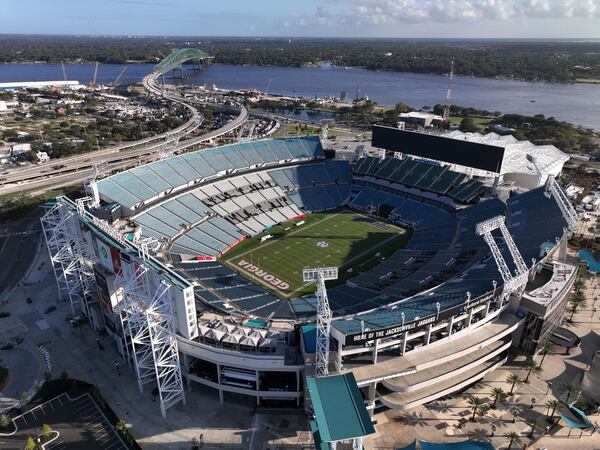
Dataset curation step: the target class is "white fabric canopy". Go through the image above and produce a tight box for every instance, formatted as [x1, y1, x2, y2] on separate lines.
[221, 333, 241, 344]
[205, 328, 226, 342]
[239, 335, 260, 347]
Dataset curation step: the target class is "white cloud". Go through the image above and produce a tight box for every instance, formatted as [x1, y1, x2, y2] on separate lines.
[316, 0, 600, 26]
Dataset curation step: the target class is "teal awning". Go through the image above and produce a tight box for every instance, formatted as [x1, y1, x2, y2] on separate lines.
[306, 373, 375, 443]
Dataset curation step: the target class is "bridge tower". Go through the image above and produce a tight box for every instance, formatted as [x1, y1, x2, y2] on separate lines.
[303, 267, 338, 377]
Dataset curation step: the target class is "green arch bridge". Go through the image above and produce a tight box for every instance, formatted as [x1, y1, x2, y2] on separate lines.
[154, 48, 214, 76]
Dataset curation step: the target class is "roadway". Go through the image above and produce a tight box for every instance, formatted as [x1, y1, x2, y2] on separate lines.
[0, 72, 249, 196]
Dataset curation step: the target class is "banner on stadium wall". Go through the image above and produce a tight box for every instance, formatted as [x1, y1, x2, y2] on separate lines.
[218, 236, 247, 258]
[110, 247, 123, 275]
[196, 255, 217, 261]
[96, 239, 114, 272]
[94, 266, 115, 329]
[343, 294, 494, 346]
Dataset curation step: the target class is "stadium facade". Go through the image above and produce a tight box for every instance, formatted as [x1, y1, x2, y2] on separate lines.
[42, 125, 579, 417]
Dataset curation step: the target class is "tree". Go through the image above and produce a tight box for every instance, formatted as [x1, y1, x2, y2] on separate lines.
[539, 340, 555, 367]
[570, 290, 588, 320]
[559, 382, 580, 404]
[574, 275, 585, 293]
[42, 423, 53, 439]
[24, 436, 38, 450]
[504, 431, 521, 450]
[467, 396, 488, 422]
[546, 399, 561, 422]
[524, 358, 542, 383]
[528, 418, 539, 438]
[506, 373, 523, 395]
[0, 414, 10, 428]
[459, 117, 478, 132]
[490, 387, 508, 408]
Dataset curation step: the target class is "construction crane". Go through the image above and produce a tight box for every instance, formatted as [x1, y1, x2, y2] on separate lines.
[90, 62, 99, 89]
[111, 65, 128, 87]
[443, 59, 454, 121]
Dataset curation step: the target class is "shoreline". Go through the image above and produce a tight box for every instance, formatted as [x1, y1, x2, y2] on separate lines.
[1, 60, 595, 85]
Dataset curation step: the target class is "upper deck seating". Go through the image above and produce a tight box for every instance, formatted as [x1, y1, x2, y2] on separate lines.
[96, 136, 325, 211]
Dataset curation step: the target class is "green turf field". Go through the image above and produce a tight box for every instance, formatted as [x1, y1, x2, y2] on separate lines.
[220, 210, 411, 298]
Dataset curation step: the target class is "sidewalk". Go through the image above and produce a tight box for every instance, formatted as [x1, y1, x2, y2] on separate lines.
[366, 271, 600, 450]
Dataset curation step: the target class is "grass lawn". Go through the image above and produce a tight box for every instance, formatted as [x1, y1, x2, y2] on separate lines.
[449, 115, 495, 127]
[220, 210, 411, 298]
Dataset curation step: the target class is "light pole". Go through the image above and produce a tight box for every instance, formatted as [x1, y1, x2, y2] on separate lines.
[531, 396, 536, 409]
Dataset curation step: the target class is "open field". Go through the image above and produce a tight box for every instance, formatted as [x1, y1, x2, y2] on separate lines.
[221, 210, 410, 298]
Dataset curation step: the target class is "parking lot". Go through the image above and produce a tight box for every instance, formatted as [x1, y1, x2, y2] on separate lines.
[0, 392, 127, 450]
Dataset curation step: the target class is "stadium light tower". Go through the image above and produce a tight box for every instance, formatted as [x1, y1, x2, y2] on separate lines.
[303, 267, 338, 377]
[476, 215, 529, 302]
[544, 177, 578, 230]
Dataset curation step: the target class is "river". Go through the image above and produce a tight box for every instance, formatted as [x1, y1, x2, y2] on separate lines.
[1, 63, 599, 130]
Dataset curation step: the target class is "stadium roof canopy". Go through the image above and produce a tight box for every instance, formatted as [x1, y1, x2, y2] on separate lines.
[443, 130, 569, 178]
[306, 373, 375, 443]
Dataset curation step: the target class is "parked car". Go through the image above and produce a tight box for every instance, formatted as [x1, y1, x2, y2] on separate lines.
[44, 305, 56, 314]
[0, 311, 9, 318]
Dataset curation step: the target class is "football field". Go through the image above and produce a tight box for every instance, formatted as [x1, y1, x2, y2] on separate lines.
[220, 211, 411, 298]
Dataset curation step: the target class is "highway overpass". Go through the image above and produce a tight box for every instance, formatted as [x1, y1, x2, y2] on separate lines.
[0, 70, 250, 196]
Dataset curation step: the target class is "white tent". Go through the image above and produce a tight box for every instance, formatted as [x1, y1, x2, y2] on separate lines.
[249, 329, 268, 339]
[198, 324, 212, 337]
[258, 337, 275, 349]
[205, 328, 226, 342]
[215, 322, 237, 333]
[239, 335, 260, 347]
[221, 333, 241, 345]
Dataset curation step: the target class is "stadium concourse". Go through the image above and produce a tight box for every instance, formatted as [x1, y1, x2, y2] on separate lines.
[41, 126, 578, 433]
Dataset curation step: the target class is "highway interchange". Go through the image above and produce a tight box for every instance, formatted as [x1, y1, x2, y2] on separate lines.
[0, 71, 250, 196]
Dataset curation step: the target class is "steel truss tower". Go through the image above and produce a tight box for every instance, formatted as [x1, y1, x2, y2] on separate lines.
[303, 267, 338, 377]
[41, 201, 96, 316]
[115, 263, 186, 418]
[544, 177, 578, 231]
[476, 215, 528, 301]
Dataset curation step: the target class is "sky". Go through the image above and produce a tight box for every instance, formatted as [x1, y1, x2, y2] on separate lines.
[0, 0, 599, 39]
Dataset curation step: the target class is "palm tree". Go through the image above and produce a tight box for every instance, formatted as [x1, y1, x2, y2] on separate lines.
[528, 418, 539, 438]
[559, 382, 580, 404]
[570, 290, 588, 320]
[546, 399, 561, 422]
[467, 396, 488, 422]
[538, 340, 554, 368]
[41, 423, 53, 439]
[574, 276, 585, 293]
[524, 358, 542, 383]
[506, 373, 523, 395]
[24, 437, 38, 450]
[504, 431, 521, 450]
[490, 387, 507, 408]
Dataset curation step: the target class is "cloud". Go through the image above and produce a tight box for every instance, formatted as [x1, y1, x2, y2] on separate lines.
[313, 0, 600, 26]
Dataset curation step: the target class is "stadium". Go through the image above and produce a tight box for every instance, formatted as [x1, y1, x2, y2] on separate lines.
[41, 121, 578, 430]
